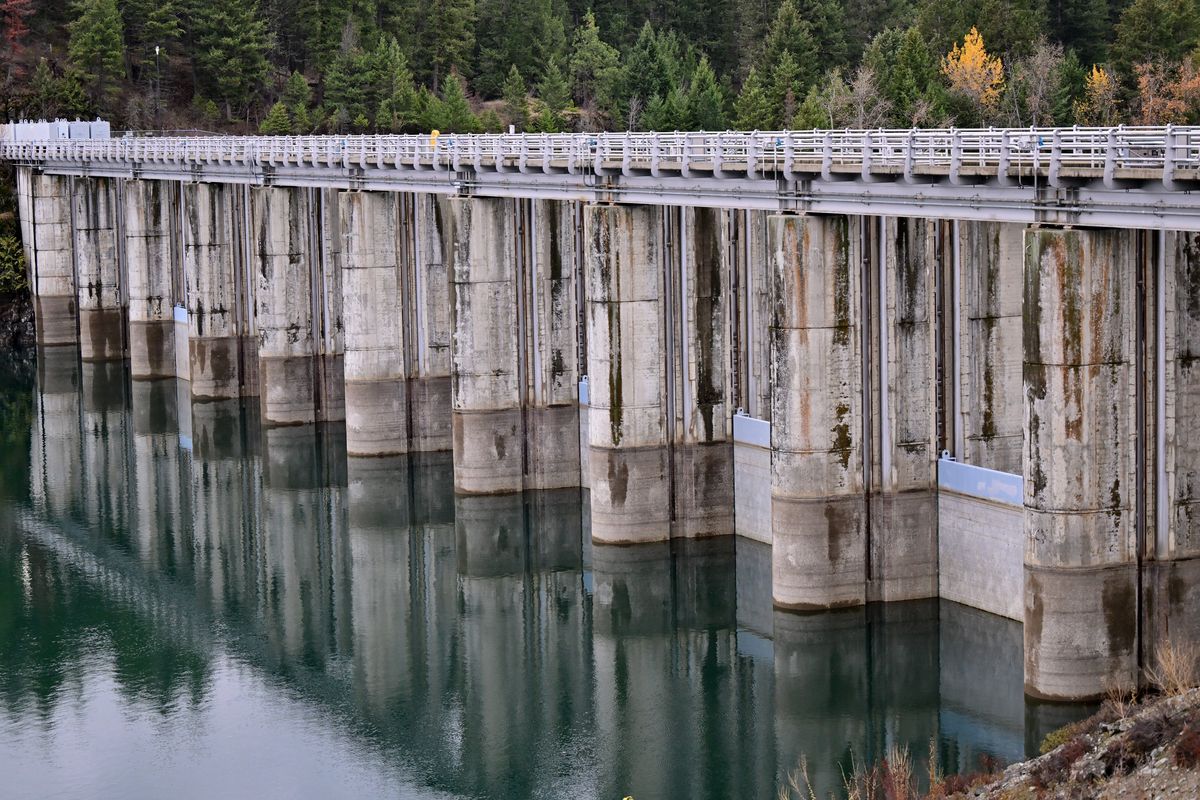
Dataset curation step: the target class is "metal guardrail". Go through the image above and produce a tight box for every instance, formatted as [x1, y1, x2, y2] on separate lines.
[3, 126, 1199, 186]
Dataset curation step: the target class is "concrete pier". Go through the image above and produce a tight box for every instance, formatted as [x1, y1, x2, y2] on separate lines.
[183, 183, 247, 399]
[73, 177, 124, 361]
[525, 199, 582, 490]
[125, 180, 178, 379]
[252, 186, 318, 425]
[870, 217, 939, 602]
[22, 172, 78, 346]
[450, 196, 524, 493]
[410, 194, 454, 450]
[17, 129, 1200, 702]
[769, 213, 865, 610]
[315, 189, 346, 422]
[585, 204, 670, 542]
[1023, 227, 1138, 700]
[1148, 232, 1200, 662]
[671, 207, 734, 537]
[340, 191, 407, 455]
[959, 221, 1024, 472]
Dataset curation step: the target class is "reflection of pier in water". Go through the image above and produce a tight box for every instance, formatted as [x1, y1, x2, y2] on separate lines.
[12, 352, 1074, 799]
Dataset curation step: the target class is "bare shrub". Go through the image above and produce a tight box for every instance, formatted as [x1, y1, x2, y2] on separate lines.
[1147, 639, 1200, 697]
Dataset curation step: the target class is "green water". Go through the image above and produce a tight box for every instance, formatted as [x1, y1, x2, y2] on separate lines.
[0, 352, 1084, 800]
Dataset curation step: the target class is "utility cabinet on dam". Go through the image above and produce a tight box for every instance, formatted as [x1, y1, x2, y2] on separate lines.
[7, 126, 1200, 702]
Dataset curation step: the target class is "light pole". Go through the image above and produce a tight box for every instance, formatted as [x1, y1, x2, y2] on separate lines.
[154, 45, 161, 130]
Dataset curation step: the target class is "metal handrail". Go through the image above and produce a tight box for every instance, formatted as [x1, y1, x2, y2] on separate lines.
[4, 127, 1199, 182]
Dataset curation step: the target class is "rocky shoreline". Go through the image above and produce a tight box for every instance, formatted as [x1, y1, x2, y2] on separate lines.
[0, 291, 35, 373]
[951, 689, 1200, 799]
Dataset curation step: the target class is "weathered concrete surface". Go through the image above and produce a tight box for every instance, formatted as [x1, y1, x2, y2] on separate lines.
[526, 199, 581, 489]
[313, 188, 345, 423]
[340, 191, 407, 455]
[23, 172, 78, 346]
[125, 180, 177, 379]
[73, 177, 124, 362]
[252, 186, 317, 425]
[769, 213, 865, 610]
[1146, 231, 1200, 663]
[961, 221, 1024, 472]
[183, 182, 244, 399]
[1024, 227, 1138, 700]
[673, 207, 733, 537]
[450, 196, 523, 493]
[585, 204, 669, 542]
[869, 217, 938, 603]
[411, 194, 455, 451]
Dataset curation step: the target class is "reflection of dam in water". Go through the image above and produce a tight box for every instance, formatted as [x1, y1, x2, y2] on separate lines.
[0, 353, 1088, 799]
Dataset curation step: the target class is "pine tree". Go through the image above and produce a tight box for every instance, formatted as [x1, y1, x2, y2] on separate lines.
[375, 36, 417, 131]
[259, 100, 292, 133]
[423, 0, 476, 94]
[759, 0, 820, 95]
[865, 26, 946, 126]
[69, 0, 126, 108]
[283, 71, 312, 111]
[916, 0, 1048, 60]
[639, 84, 689, 130]
[733, 66, 774, 129]
[532, 58, 571, 131]
[439, 71, 481, 132]
[618, 22, 685, 125]
[190, 0, 271, 120]
[794, 0, 849, 67]
[686, 56, 726, 130]
[1047, 0, 1112, 65]
[501, 64, 529, 130]
[325, 45, 376, 130]
[1112, 0, 1200, 77]
[768, 50, 805, 128]
[568, 10, 621, 124]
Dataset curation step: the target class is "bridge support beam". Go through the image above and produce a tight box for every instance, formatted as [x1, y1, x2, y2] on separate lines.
[1023, 227, 1138, 700]
[1146, 232, 1200, 666]
[340, 191, 408, 455]
[671, 207, 734, 537]
[183, 182, 250, 399]
[868, 217, 939, 602]
[770, 213, 865, 610]
[252, 186, 318, 425]
[450, 197, 524, 493]
[22, 171, 78, 346]
[585, 204, 670, 542]
[959, 221, 1025, 472]
[410, 194, 454, 451]
[525, 199, 582, 489]
[125, 179, 178, 379]
[74, 177, 124, 362]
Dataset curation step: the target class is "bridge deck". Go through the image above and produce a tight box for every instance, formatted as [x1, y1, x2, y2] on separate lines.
[4, 127, 1200, 229]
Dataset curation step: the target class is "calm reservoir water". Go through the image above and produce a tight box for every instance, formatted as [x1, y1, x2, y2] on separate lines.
[0, 352, 1087, 799]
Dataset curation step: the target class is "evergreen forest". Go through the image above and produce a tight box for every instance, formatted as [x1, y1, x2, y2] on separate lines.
[0, 0, 1197, 134]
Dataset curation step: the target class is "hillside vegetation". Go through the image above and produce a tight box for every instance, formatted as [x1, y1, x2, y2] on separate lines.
[0, 1, 1197, 134]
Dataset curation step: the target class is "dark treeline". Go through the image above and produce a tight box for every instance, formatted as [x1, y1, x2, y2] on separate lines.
[0, 0, 1197, 133]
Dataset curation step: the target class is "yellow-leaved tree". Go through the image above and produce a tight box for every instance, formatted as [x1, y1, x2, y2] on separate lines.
[941, 27, 1004, 114]
[1074, 65, 1119, 125]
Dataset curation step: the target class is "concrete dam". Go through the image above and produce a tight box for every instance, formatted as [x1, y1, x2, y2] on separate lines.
[4, 124, 1200, 702]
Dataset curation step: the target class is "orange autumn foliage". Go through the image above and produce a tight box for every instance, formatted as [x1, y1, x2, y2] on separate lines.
[941, 27, 1004, 110]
